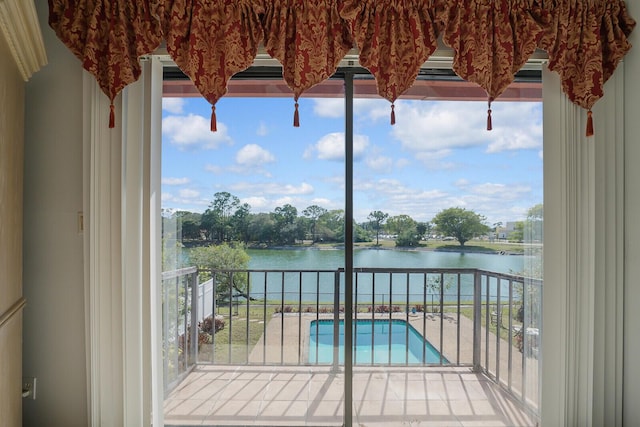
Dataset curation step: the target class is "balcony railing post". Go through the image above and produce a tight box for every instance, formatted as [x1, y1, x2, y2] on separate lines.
[333, 269, 341, 370]
[189, 271, 199, 366]
[211, 272, 217, 363]
[473, 271, 482, 372]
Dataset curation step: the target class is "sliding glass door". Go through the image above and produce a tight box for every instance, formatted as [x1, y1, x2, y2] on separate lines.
[349, 72, 543, 426]
[159, 65, 542, 427]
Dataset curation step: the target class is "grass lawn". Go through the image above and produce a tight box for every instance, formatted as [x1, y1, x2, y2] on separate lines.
[334, 239, 530, 254]
[198, 304, 277, 364]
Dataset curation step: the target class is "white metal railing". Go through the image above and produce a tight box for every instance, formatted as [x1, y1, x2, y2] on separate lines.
[161, 266, 198, 393]
[161, 266, 542, 414]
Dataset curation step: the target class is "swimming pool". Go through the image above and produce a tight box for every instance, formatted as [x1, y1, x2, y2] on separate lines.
[308, 319, 448, 365]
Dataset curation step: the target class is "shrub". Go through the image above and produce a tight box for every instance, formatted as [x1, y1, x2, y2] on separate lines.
[274, 305, 295, 313]
[200, 315, 225, 334]
[375, 305, 390, 313]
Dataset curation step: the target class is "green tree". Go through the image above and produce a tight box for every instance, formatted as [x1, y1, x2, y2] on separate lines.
[396, 228, 420, 247]
[386, 214, 417, 236]
[272, 204, 299, 244]
[201, 192, 240, 242]
[353, 220, 371, 243]
[231, 203, 251, 243]
[509, 221, 525, 242]
[367, 210, 389, 246]
[247, 213, 276, 243]
[171, 211, 202, 240]
[189, 243, 250, 299]
[416, 222, 431, 241]
[302, 205, 327, 242]
[273, 204, 297, 226]
[432, 207, 490, 247]
[317, 209, 344, 242]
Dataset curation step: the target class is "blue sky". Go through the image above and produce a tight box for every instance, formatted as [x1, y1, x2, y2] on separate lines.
[161, 95, 542, 225]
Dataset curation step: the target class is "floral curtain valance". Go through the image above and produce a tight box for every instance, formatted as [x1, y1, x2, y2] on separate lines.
[48, 0, 635, 136]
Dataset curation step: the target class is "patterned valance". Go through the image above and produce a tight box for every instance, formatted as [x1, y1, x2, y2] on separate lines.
[49, 0, 635, 136]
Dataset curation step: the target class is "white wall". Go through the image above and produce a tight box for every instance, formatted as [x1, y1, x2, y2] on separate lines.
[0, 27, 25, 427]
[22, 0, 88, 425]
[624, 1, 640, 425]
[15, 0, 640, 425]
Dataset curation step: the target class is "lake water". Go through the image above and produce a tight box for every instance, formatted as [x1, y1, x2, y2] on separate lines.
[247, 247, 526, 272]
[239, 248, 535, 304]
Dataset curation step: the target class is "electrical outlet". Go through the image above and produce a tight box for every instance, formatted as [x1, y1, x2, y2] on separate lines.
[22, 377, 36, 400]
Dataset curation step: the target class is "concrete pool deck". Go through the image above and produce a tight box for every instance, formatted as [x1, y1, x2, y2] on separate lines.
[165, 313, 539, 426]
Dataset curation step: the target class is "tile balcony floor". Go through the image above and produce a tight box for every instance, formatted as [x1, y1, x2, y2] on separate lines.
[164, 365, 537, 427]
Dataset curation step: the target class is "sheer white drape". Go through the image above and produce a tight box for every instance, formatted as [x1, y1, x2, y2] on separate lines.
[83, 56, 164, 427]
[542, 64, 625, 427]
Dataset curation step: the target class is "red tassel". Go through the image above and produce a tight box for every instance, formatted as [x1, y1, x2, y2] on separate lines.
[487, 108, 492, 131]
[293, 101, 300, 127]
[586, 110, 594, 137]
[210, 105, 217, 132]
[109, 103, 115, 128]
[390, 104, 396, 125]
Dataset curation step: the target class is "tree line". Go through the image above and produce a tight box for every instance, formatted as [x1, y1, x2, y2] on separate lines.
[163, 191, 542, 248]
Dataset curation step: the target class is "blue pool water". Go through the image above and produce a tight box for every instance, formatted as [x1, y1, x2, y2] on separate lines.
[308, 319, 448, 365]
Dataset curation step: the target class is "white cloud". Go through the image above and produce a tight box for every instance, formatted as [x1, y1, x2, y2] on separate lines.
[178, 188, 200, 198]
[306, 132, 369, 161]
[336, 100, 544, 159]
[161, 189, 210, 210]
[313, 99, 343, 118]
[162, 98, 185, 114]
[316, 133, 347, 160]
[242, 196, 269, 210]
[163, 114, 233, 150]
[236, 144, 276, 166]
[351, 174, 537, 224]
[204, 145, 276, 177]
[230, 181, 314, 195]
[414, 150, 457, 170]
[469, 182, 531, 199]
[310, 197, 332, 206]
[237, 195, 342, 214]
[274, 196, 296, 206]
[162, 177, 190, 185]
[313, 98, 385, 119]
[365, 154, 394, 173]
[486, 127, 542, 153]
[390, 102, 489, 152]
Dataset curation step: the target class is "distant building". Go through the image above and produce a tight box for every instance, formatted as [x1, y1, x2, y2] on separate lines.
[496, 222, 518, 240]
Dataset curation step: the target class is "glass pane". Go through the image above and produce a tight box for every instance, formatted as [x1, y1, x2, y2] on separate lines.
[159, 69, 543, 427]
[350, 74, 542, 426]
[161, 78, 346, 426]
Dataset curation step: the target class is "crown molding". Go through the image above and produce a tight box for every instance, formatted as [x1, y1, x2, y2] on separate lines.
[0, 0, 47, 81]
